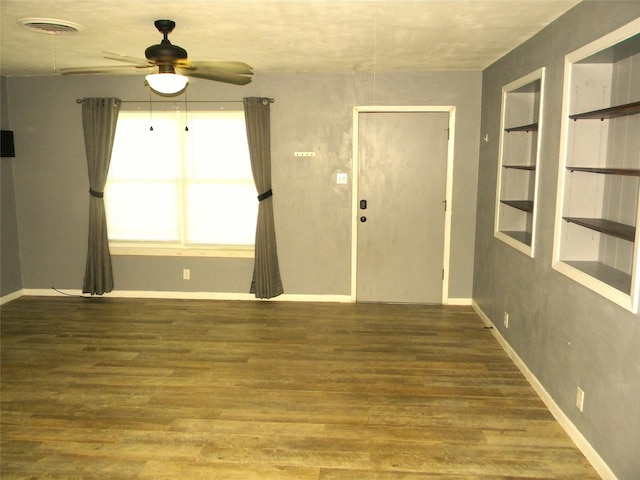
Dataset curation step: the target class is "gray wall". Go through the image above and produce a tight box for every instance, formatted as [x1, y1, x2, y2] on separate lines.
[1, 75, 23, 297]
[4, 71, 481, 298]
[473, 2, 639, 479]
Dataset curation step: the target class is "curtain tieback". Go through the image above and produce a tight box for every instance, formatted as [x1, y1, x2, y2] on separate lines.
[89, 188, 104, 198]
[257, 189, 273, 202]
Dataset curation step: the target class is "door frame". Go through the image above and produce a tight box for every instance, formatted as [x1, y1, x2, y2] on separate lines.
[351, 105, 456, 303]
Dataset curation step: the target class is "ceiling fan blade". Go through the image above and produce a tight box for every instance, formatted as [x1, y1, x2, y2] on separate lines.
[179, 68, 252, 85]
[60, 65, 154, 75]
[183, 61, 253, 74]
[103, 51, 153, 65]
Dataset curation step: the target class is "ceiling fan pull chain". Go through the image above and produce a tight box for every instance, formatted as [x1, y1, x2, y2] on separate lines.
[184, 89, 189, 132]
[149, 89, 154, 131]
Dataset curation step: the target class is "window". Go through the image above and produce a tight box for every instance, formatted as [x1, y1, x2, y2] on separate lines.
[105, 108, 257, 257]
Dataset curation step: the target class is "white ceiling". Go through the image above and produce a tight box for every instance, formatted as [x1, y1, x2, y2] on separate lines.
[1, 0, 582, 77]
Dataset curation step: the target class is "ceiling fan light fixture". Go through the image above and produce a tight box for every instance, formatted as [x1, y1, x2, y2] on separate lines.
[145, 73, 188, 95]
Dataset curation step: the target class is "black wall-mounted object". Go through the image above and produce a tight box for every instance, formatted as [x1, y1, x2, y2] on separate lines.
[1, 130, 15, 157]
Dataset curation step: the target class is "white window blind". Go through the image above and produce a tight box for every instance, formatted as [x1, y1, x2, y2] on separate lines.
[105, 109, 257, 251]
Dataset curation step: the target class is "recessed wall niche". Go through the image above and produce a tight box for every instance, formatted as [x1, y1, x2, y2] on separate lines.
[495, 68, 545, 257]
[553, 19, 640, 312]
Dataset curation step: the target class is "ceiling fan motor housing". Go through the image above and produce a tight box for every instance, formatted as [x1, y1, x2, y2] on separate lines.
[145, 19, 188, 64]
[145, 42, 187, 62]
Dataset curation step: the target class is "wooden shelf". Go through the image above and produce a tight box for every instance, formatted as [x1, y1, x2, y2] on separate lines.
[505, 122, 538, 132]
[501, 230, 532, 246]
[563, 217, 635, 242]
[567, 167, 640, 176]
[504, 164, 536, 171]
[569, 100, 640, 121]
[501, 200, 534, 213]
[564, 260, 631, 294]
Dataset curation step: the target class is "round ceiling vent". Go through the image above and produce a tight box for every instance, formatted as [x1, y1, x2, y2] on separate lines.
[18, 18, 83, 35]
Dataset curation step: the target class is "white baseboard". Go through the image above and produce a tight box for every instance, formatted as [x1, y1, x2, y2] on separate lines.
[21, 289, 352, 303]
[445, 297, 472, 306]
[0, 289, 24, 305]
[10, 289, 470, 306]
[471, 300, 616, 480]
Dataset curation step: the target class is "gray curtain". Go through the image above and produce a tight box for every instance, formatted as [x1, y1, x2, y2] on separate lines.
[243, 97, 283, 299]
[81, 97, 121, 295]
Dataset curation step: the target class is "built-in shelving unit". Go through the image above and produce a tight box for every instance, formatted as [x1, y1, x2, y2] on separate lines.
[495, 68, 545, 256]
[553, 19, 640, 312]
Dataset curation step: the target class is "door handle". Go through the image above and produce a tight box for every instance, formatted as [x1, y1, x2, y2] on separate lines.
[360, 199, 367, 210]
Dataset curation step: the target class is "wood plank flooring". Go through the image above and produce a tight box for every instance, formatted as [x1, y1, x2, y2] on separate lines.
[1, 297, 600, 479]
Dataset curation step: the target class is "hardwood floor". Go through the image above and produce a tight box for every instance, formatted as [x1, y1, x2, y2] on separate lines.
[1, 297, 600, 479]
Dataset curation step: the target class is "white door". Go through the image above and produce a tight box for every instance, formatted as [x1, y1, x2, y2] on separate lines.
[356, 111, 449, 303]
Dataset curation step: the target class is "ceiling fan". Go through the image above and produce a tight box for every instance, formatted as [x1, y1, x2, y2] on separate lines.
[60, 19, 253, 93]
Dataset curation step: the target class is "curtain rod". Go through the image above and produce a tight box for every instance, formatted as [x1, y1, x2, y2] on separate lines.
[76, 98, 274, 104]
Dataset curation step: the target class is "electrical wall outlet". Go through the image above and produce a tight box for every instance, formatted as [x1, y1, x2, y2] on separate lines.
[504, 312, 509, 328]
[183, 268, 190, 280]
[576, 387, 585, 412]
